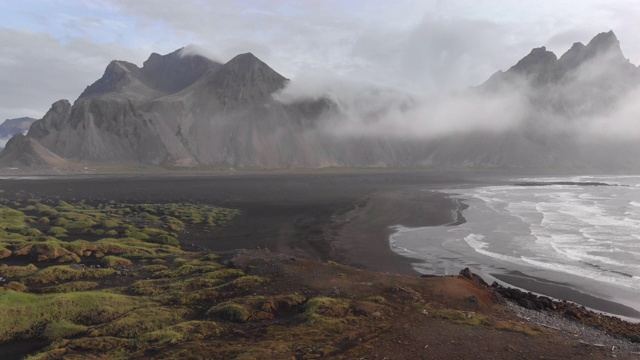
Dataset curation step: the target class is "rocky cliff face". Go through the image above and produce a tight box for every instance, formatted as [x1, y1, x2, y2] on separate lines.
[2, 31, 640, 170]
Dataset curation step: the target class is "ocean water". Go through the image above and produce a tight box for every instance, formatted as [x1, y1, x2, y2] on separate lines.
[390, 175, 640, 315]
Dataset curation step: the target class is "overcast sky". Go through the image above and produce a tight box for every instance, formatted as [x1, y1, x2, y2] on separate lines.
[2, 0, 640, 121]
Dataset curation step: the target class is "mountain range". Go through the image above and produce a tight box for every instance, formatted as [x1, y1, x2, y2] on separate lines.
[2, 31, 639, 170]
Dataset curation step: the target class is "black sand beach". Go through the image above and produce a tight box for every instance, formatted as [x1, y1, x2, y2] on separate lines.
[1, 171, 638, 320]
[0, 171, 477, 275]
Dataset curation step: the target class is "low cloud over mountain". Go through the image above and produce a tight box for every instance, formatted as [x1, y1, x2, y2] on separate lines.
[3, 31, 640, 170]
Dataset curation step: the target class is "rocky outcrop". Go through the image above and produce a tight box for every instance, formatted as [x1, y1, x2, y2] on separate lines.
[491, 281, 640, 343]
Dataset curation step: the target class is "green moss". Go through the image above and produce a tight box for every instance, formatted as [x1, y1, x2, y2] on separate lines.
[64, 220, 94, 230]
[56, 201, 75, 212]
[153, 235, 179, 246]
[21, 205, 37, 212]
[104, 229, 118, 237]
[0, 290, 142, 342]
[137, 329, 183, 346]
[101, 219, 121, 228]
[17, 241, 81, 263]
[302, 297, 352, 320]
[162, 216, 185, 231]
[35, 205, 59, 218]
[0, 245, 11, 259]
[200, 254, 219, 262]
[38, 217, 50, 224]
[101, 255, 133, 268]
[129, 279, 172, 296]
[260, 294, 307, 314]
[429, 307, 486, 326]
[154, 263, 222, 278]
[223, 275, 269, 290]
[173, 289, 220, 305]
[20, 227, 43, 237]
[43, 320, 88, 341]
[167, 320, 225, 340]
[136, 265, 168, 273]
[0, 264, 39, 278]
[207, 303, 250, 323]
[176, 278, 224, 292]
[52, 218, 70, 227]
[124, 230, 150, 240]
[39, 281, 100, 294]
[90, 307, 188, 338]
[62, 336, 133, 353]
[0, 206, 27, 231]
[24, 265, 116, 285]
[48, 226, 68, 236]
[4, 281, 28, 292]
[367, 295, 386, 304]
[200, 268, 245, 280]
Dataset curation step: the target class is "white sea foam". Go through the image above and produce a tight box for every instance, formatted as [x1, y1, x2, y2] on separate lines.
[391, 175, 640, 297]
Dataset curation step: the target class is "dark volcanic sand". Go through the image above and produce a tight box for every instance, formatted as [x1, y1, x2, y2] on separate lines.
[0, 172, 481, 275]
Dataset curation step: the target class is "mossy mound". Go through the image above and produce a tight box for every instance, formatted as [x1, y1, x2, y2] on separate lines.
[0, 198, 239, 267]
[0, 290, 142, 342]
[100, 255, 133, 268]
[22, 265, 116, 285]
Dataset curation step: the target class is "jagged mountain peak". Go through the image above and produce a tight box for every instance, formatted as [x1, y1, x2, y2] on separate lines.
[587, 30, 618, 48]
[481, 30, 635, 90]
[140, 47, 222, 94]
[509, 46, 557, 75]
[78, 60, 144, 99]
[221, 52, 276, 75]
[198, 52, 288, 104]
[80, 48, 223, 100]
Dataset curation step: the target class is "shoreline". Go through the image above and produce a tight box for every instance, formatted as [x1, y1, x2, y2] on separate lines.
[384, 189, 640, 323]
[325, 189, 462, 275]
[2, 172, 639, 327]
[491, 271, 640, 320]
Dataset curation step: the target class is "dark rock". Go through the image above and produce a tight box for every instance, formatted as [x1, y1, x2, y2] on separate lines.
[459, 268, 473, 280]
[466, 296, 479, 306]
[563, 309, 581, 320]
[518, 298, 539, 310]
[628, 335, 640, 343]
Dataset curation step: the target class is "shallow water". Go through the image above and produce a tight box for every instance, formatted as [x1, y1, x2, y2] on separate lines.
[390, 175, 640, 317]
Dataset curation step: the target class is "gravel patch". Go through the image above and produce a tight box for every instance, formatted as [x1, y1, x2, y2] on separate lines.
[505, 301, 640, 356]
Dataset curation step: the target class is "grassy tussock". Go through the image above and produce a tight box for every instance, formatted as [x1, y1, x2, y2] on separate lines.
[0, 290, 142, 342]
[0, 264, 38, 278]
[100, 255, 133, 268]
[39, 281, 100, 294]
[90, 307, 188, 338]
[43, 320, 88, 341]
[207, 303, 250, 322]
[23, 265, 116, 285]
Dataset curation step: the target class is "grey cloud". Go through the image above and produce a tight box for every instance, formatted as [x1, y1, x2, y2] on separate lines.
[0, 27, 147, 120]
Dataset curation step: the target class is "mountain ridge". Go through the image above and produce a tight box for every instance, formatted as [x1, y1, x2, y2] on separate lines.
[2, 31, 640, 171]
